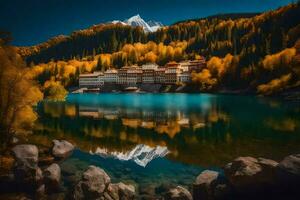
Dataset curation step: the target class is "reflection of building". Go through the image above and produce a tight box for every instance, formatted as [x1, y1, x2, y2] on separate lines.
[79, 72, 104, 88]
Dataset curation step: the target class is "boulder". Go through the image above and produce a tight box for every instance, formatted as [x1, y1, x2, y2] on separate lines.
[44, 163, 61, 192]
[116, 182, 135, 200]
[73, 166, 136, 200]
[224, 156, 278, 191]
[164, 186, 192, 200]
[12, 144, 43, 191]
[73, 165, 111, 199]
[277, 154, 300, 186]
[277, 154, 300, 177]
[193, 170, 220, 200]
[12, 144, 39, 169]
[52, 140, 74, 159]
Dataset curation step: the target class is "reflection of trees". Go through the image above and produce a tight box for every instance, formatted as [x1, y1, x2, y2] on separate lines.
[33, 98, 300, 167]
[265, 118, 298, 132]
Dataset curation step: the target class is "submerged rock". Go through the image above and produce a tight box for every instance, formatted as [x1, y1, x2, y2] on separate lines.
[52, 140, 74, 159]
[164, 186, 192, 200]
[44, 163, 61, 192]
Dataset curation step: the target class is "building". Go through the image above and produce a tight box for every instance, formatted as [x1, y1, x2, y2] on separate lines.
[186, 58, 206, 72]
[79, 72, 104, 88]
[155, 68, 166, 84]
[118, 66, 129, 85]
[178, 71, 191, 83]
[165, 62, 181, 84]
[142, 63, 158, 84]
[104, 69, 118, 84]
[126, 66, 142, 86]
[78, 59, 205, 88]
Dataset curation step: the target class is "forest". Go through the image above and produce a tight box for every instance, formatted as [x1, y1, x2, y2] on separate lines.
[18, 2, 300, 96]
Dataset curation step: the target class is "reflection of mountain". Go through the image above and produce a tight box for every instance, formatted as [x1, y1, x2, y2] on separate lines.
[35, 94, 300, 167]
[90, 144, 169, 167]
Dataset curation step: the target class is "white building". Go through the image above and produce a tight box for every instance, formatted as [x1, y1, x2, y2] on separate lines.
[104, 69, 118, 84]
[142, 63, 158, 84]
[126, 66, 142, 86]
[79, 72, 104, 88]
[178, 71, 191, 83]
[141, 63, 159, 70]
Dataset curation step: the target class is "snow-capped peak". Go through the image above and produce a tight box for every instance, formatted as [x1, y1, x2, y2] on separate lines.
[109, 14, 163, 33]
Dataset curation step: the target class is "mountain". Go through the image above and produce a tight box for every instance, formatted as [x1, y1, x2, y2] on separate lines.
[90, 144, 169, 167]
[111, 14, 163, 32]
[19, 2, 300, 67]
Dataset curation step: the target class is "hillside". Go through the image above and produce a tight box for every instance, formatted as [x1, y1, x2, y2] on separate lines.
[173, 12, 260, 25]
[18, 2, 300, 97]
[20, 3, 300, 66]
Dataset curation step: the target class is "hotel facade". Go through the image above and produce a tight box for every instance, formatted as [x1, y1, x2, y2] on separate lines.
[79, 58, 206, 88]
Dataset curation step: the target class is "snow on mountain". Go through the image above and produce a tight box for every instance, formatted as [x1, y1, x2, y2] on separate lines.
[90, 144, 169, 167]
[109, 14, 163, 32]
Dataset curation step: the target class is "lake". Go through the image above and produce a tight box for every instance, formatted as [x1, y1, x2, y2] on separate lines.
[30, 93, 300, 197]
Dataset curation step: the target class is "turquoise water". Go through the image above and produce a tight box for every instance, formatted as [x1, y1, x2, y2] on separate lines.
[32, 93, 300, 196]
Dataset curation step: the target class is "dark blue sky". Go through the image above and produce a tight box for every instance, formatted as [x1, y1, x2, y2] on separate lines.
[0, 0, 294, 46]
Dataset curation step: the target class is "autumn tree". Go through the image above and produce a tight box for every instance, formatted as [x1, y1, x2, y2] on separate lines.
[0, 34, 43, 148]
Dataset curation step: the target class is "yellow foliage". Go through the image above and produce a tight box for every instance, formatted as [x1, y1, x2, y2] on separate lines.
[263, 48, 296, 71]
[257, 74, 291, 95]
[191, 69, 217, 91]
[43, 80, 67, 101]
[0, 44, 43, 137]
[207, 54, 235, 78]
[144, 51, 157, 63]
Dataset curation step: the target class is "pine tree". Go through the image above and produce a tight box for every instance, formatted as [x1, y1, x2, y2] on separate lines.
[110, 31, 118, 52]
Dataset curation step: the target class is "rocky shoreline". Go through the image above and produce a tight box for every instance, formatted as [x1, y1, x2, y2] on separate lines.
[0, 140, 299, 200]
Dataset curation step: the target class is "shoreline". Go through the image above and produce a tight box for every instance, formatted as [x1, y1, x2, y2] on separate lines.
[1, 140, 300, 199]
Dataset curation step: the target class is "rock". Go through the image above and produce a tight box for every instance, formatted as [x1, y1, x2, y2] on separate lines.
[277, 154, 300, 188]
[277, 154, 300, 177]
[164, 186, 192, 200]
[73, 165, 111, 199]
[139, 184, 156, 196]
[117, 182, 135, 200]
[12, 144, 39, 169]
[12, 144, 43, 192]
[155, 182, 176, 195]
[52, 140, 74, 159]
[35, 184, 46, 199]
[44, 163, 61, 192]
[106, 183, 120, 200]
[73, 166, 136, 200]
[224, 156, 278, 191]
[39, 156, 55, 166]
[193, 170, 219, 200]
[105, 182, 135, 200]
